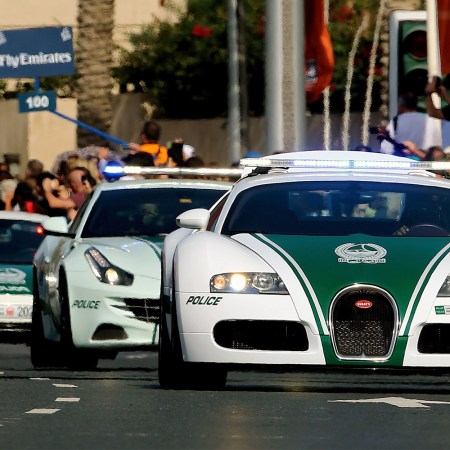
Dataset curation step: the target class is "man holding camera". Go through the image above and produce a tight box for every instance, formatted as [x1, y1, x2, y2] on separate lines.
[378, 91, 441, 159]
[425, 75, 450, 121]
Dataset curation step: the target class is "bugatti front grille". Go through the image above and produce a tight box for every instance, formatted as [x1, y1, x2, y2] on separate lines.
[331, 287, 397, 359]
[121, 298, 160, 323]
[213, 320, 309, 351]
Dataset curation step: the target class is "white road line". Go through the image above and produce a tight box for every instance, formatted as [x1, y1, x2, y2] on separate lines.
[330, 397, 450, 408]
[26, 409, 60, 414]
[55, 397, 80, 402]
[30, 377, 50, 380]
[52, 383, 77, 388]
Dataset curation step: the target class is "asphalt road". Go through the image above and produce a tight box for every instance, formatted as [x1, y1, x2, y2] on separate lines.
[2, 341, 450, 450]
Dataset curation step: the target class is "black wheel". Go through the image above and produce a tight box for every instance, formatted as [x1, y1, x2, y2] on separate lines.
[30, 270, 63, 368]
[158, 291, 185, 389]
[59, 272, 99, 370]
[158, 285, 227, 390]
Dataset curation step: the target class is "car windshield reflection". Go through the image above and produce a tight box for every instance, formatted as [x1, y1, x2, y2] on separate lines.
[81, 187, 227, 238]
[222, 181, 450, 237]
[0, 220, 45, 264]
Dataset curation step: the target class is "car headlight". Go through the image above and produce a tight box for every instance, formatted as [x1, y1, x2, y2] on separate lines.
[438, 276, 450, 297]
[84, 247, 134, 286]
[210, 272, 288, 294]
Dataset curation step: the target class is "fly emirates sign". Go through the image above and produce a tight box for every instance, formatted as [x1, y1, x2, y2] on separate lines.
[0, 26, 75, 78]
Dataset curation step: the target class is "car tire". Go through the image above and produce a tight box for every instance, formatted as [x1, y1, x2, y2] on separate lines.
[30, 271, 63, 368]
[158, 285, 227, 390]
[158, 291, 184, 389]
[59, 271, 99, 370]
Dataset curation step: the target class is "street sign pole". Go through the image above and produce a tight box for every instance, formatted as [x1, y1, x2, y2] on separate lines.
[50, 110, 128, 147]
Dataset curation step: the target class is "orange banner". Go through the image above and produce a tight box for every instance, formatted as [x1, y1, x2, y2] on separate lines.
[304, 0, 335, 103]
[438, 0, 450, 74]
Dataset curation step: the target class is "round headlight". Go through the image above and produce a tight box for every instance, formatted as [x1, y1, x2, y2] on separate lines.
[252, 273, 275, 291]
[230, 273, 247, 291]
[105, 268, 120, 285]
[212, 275, 227, 290]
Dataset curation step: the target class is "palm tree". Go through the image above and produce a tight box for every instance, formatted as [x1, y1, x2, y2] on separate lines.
[75, 0, 115, 147]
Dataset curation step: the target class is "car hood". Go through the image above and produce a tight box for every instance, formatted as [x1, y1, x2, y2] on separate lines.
[0, 264, 33, 295]
[79, 236, 164, 277]
[235, 233, 450, 316]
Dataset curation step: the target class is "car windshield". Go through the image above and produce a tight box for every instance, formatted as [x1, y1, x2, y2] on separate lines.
[81, 187, 227, 238]
[0, 219, 45, 264]
[222, 181, 450, 237]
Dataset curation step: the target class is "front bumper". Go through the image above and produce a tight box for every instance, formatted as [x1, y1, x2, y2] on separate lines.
[68, 271, 160, 349]
[177, 291, 450, 368]
[0, 294, 32, 326]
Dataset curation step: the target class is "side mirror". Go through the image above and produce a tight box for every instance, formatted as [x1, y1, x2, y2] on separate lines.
[176, 208, 210, 230]
[42, 216, 75, 237]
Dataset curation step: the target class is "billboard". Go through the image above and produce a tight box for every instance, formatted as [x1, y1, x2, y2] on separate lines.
[0, 26, 75, 78]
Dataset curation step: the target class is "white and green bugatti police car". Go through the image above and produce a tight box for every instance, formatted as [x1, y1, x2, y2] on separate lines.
[160, 150, 450, 388]
[0, 211, 47, 336]
[32, 177, 232, 369]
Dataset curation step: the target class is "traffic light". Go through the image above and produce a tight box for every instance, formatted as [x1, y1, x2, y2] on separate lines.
[389, 10, 427, 116]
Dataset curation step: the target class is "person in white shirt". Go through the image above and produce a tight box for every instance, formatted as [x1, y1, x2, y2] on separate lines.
[378, 92, 441, 157]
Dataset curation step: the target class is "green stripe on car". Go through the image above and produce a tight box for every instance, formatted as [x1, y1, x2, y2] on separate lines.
[254, 234, 450, 337]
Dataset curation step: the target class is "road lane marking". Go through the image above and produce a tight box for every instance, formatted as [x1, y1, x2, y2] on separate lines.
[330, 397, 450, 408]
[26, 409, 60, 414]
[30, 377, 50, 380]
[55, 397, 80, 402]
[52, 383, 77, 388]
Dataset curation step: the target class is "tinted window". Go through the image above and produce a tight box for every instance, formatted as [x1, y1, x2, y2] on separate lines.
[0, 220, 45, 263]
[68, 191, 94, 234]
[222, 181, 450, 237]
[207, 193, 229, 231]
[82, 187, 228, 238]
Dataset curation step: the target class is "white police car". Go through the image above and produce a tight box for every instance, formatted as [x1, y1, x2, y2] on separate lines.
[32, 176, 233, 369]
[0, 211, 47, 339]
[160, 150, 450, 388]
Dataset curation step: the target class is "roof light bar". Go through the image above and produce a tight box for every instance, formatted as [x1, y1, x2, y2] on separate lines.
[102, 163, 244, 180]
[123, 166, 243, 178]
[239, 158, 450, 171]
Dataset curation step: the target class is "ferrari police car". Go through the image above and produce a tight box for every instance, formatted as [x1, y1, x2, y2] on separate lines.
[32, 176, 232, 369]
[160, 150, 450, 388]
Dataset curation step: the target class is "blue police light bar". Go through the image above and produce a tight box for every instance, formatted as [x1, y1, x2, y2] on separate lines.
[102, 161, 125, 181]
[102, 161, 243, 181]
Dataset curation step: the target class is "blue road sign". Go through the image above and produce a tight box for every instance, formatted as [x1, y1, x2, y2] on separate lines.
[18, 91, 57, 113]
[0, 27, 75, 78]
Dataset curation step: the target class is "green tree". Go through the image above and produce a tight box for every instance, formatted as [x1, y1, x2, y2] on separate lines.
[115, 0, 387, 118]
[114, 0, 265, 119]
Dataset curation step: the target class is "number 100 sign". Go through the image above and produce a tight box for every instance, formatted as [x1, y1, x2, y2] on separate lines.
[18, 91, 57, 113]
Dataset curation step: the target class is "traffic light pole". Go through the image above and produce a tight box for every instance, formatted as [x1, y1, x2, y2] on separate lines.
[426, 0, 439, 78]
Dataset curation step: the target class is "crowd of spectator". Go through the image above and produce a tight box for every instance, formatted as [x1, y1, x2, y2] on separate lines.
[3, 105, 450, 222]
[0, 120, 212, 220]
[0, 148, 103, 220]
[366, 81, 450, 162]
